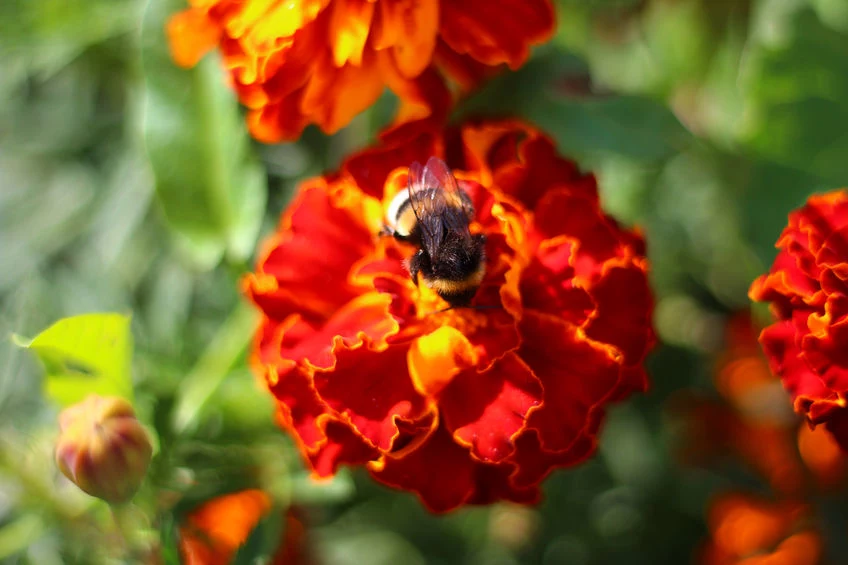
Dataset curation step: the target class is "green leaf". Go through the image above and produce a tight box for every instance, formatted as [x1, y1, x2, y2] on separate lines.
[140, 0, 267, 270]
[13, 313, 134, 407]
[0, 0, 140, 82]
[741, 156, 831, 267]
[456, 47, 693, 164]
[741, 6, 848, 184]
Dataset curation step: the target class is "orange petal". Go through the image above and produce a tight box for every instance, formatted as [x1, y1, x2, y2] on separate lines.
[377, 51, 451, 135]
[408, 326, 477, 397]
[329, 0, 375, 67]
[371, 0, 438, 78]
[180, 490, 271, 565]
[798, 423, 846, 489]
[708, 493, 806, 558]
[166, 9, 221, 68]
[301, 50, 384, 134]
[240, 0, 328, 53]
[392, 0, 438, 79]
[737, 531, 822, 565]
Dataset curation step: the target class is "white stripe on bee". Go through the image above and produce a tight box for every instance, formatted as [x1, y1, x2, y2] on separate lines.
[386, 189, 410, 229]
[387, 188, 424, 236]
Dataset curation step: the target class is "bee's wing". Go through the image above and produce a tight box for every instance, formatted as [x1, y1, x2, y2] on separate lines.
[408, 157, 473, 260]
[421, 157, 474, 221]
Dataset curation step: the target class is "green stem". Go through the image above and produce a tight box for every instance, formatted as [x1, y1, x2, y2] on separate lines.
[171, 299, 257, 434]
[110, 503, 155, 559]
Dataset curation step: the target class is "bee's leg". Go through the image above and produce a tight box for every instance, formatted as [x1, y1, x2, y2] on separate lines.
[378, 225, 394, 238]
[407, 249, 427, 283]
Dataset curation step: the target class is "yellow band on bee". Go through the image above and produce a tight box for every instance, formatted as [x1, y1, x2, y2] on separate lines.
[425, 262, 486, 294]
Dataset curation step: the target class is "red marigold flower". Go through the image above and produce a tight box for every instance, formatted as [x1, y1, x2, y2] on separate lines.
[166, 0, 554, 142]
[749, 190, 848, 450]
[243, 119, 655, 513]
[699, 493, 821, 565]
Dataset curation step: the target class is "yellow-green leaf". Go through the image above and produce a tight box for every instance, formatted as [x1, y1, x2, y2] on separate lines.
[14, 313, 134, 407]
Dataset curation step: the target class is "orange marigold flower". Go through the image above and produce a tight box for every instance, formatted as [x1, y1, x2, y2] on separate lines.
[700, 493, 821, 565]
[179, 489, 272, 565]
[243, 119, 655, 512]
[797, 423, 847, 490]
[749, 190, 848, 450]
[166, 0, 555, 142]
[671, 313, 805, 496]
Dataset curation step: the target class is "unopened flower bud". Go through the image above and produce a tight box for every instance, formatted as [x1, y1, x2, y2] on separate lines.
[55, 394, 153, 504]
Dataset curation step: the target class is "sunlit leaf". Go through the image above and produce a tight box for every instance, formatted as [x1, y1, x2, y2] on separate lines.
[13, 313, 133, 406]
[140, 0, 267, 270]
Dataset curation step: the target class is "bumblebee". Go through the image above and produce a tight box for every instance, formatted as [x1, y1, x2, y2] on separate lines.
[383, 156, 487, 307]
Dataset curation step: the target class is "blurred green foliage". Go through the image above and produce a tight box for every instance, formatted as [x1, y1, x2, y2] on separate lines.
[2, 0, 848, 562]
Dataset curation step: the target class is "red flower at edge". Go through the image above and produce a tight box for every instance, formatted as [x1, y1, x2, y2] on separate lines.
[244, 120, 655, 512]
[750, 191, 848, 450]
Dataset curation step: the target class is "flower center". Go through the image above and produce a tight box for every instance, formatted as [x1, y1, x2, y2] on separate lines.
[413, 283, 491, 337]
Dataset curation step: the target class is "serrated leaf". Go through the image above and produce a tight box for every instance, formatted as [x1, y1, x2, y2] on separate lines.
[14, 313, 134, 407]
[140, 0, 266, 270]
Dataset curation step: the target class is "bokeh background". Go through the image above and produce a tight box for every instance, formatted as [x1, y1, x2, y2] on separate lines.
[2, 0, 848, 562]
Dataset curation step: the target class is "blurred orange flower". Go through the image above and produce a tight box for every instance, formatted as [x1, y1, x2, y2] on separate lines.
[179, 489, 271, 565]
[244, 119, 655, 512]
[167, 0, 555, 142]
[700, 493, 821, 565]
[672, 313, 847, 495]
[750, 190, 848, 450]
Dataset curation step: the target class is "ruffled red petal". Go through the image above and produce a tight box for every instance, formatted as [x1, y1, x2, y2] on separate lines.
[439, 0, 554, 70]
[314, 343, 430, 451]
[244, 180, 381, 323]
[440, 353, 542, 462]
[510, 429, 597, 489]
[369, 422, 477, 512]
[519, 236, 595, 326]
[584, 262, 654, 366]
[519, 312, 623, 453]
